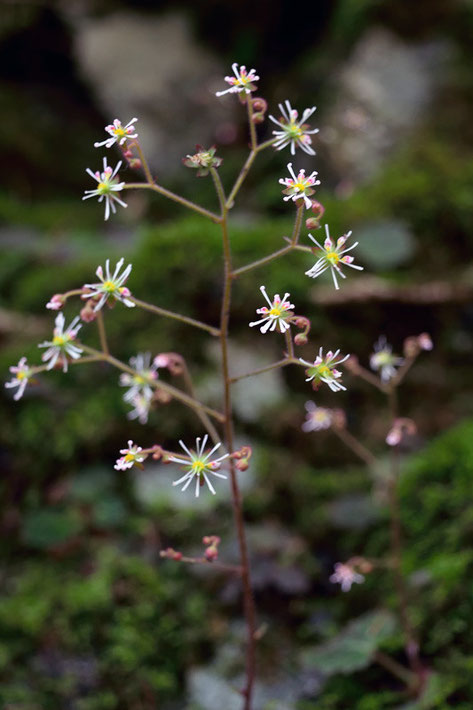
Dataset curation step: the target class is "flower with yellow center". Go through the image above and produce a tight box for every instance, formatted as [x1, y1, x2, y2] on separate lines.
[82, 258, 135, 312]
[279, 163, 320, 209]
[38, 313, 83, 373]
[94, 117, 138, 149]
[305, 224, 363, 290]
[119, 352, 160, 409]
[269, 100, 319, 156]
[82, 158, 127, 221]
[249, 285, 294, 334]
[370, 336, 404, 382]
[216, 63, 259, 96]
[301, 401, 334, 432]
[300, 347, 350, 392]
[114, 440, 147, 471]
[5, 357, 33, 400]
[169, 435, 229, 497]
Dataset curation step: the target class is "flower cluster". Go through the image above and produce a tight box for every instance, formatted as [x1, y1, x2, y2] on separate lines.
[82, 258, 135, 312]
[305, 224, 363, 290]
[82, 158, 127, 221]
[38, 313, 83, 373]
[370, 336, 404, 382]
[216, 63, 259, 96]
[300, 348, 349, 392]
[280, 163, 320, 209]
[183, 145, 222, 177]
[269, 100, 318, 156]
[249, 286, 294, 334]
[94, 117, 138, 149]
[169, 436, 229, 497]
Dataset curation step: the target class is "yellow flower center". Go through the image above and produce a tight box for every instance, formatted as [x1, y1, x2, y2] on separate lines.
[113, 127, 126, 137]
[294, 181, 307, 191]
[103, 280, 117, 292]
[269, 307, 282, 317]
[16, 371, 26, 380]
[326, 251, 340, 264]
[319, 365, 331, 377]
[193, 460, 205, 474]
[53, 335, 67, 347]
[288, 124, 303, 138]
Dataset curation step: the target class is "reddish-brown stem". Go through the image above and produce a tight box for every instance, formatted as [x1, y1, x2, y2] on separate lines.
[167, 554, 242, 574]
[333, 426, 377, 467]
[96, 310, 109, 356]
[213, 168, 256, 709]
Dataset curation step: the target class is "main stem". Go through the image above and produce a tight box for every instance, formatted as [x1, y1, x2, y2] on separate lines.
[216, 176, 256, 708]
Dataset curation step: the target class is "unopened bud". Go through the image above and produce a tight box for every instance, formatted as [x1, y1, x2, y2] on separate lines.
[80, 304, 97, 323]
[129, 158, 142, 170]
[418, 332, 433, 351]
[294, 333, 308, 346]
[204, 545, 218, 561]
[305, 217, 321, 230]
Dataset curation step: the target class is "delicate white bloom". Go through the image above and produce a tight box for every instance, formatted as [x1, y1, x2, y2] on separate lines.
[38, 313, 82, 373]
[114, 440, 147, 471]
[119, 352, 159, 404]
[5, 357, 33, 400]
[249, 285, 294, 334]
[330, 562, 365, 592]
[82, 258, 135, 312]
[302, 401, 333, 432]
[169, 435, 229, 497]
[269, 100, 318, 155]
[305, 224, 363, 290]
[82, 157, 127, 221]
[370, 336, 404, 382]
[94, 117, 138, 148]
[300, 347, 349, 392]
[127, 393, 152, 425]
[279, 163, 320, 209]
[216, 63, 259, 96]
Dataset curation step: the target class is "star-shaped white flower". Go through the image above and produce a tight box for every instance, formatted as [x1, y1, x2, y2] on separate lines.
[114, 440, 147, 471]
[82, 258, 135, 312]
[302, 401, 333, 432]
[330, 562, 365, 592]
[82, 158, 127, 221]
[370, 336, 404, 382]
[279, 163, 320, 209]
[38, 313, 83, 372]
[305, 224, 363, 290]
[269, 100, 319, 155]
[94, 118, 138, 148]
[119, 352, 159, 404]
[5, 357, 33, 400]
[300, 347, 350, 392]
[249, 285, 294, 334]
[169, 435, 229, 497]
[216, 63, 259, 96]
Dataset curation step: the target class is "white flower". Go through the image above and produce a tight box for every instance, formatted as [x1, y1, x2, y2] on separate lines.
[82, 258, 135, 312]
[269, 100, 318, 155]
[82, 158, 127, 221]
[5, 357, 33, 400]
[302, 401, 333, 432]
[300, 347, 349, 392]
[370, 336, 404, 382]
[94, 118, 138, 148]
[279, 163, 320, 209]
[119, 352, 159, 404]
[216, 63, 259, 96]
[114, 440, 147, 471]
[169, 435, 229, 497]
[38, 313, 83, 372]
[305, 224, 363, 290]
[329, 562, 365, 592]
[127, 393, 152, 425]
[249, 285, 294, 334]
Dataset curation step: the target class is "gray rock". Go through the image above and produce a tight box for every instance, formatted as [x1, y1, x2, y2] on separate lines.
[322, 28, 451, 184]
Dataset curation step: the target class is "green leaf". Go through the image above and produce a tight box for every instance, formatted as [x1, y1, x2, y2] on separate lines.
[394, 673, 454, 709]
[301, 610, 396, 675]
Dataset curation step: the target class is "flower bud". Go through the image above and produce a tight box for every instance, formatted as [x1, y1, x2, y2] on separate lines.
[204, 545, 218, 561]
[294, 333, 308, 346]
[305, 217, 321, 230]
[80, 304, 97, 323]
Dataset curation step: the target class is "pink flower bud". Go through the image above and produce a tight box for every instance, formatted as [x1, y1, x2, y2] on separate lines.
[46, 294, 65, 311]
[418, 333, 433, 351]
[204, 546, 218, 561]
[294, 333, 308, 346]
[80, 305, 97, 323]
[305, 217, 321, 230]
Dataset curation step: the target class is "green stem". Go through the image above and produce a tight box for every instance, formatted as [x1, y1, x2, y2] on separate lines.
[134, 140, 154, 184]
[96, 310, 109, 356]
[230, 357, 295, 383]
[180, 360, 221, 446]
[226, 150, 257, 209]
[333, 427, 377, 467]
[247, 96, 257, 151]
[130, 296, 220, 337]
[123, 183, 221, 223]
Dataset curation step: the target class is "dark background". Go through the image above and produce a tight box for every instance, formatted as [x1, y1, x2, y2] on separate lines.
[1, 1, 473, 708]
